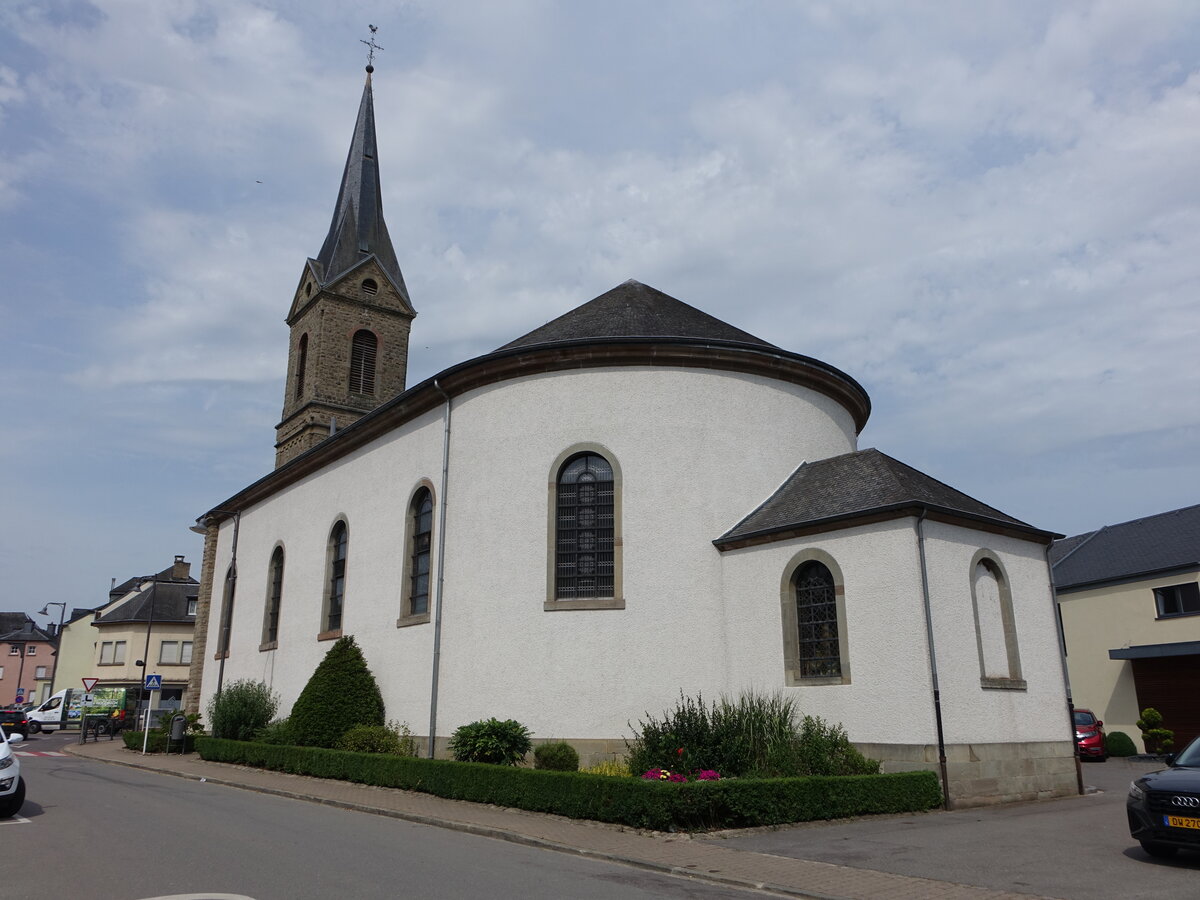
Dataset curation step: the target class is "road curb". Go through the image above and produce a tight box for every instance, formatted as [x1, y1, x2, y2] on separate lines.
[64, 745, 840, 899]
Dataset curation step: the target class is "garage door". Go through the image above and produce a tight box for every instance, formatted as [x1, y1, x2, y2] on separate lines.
[1133, 655, 1200, 749]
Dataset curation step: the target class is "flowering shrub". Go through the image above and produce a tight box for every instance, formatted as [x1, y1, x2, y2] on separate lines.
[641, 767, 720, 783]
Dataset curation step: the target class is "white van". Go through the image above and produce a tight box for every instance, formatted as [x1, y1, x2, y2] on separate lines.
[27, 687, 129, 733]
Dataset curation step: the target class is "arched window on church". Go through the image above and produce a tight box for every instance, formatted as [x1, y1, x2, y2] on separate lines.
[555, 453, 614, 600]
[294, 333, 308, 401]
[970, 553, 1025, 689]
[407, 488, 433, 617]
[262, 546, 284, 647]
[323, 521, 348, 635]
[349, 330, 377, 395]
[218, 563, 236, 657]
[794, 561, 840, 678]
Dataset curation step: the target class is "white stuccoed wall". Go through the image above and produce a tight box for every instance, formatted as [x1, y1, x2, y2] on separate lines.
[198, 366, 859, 738]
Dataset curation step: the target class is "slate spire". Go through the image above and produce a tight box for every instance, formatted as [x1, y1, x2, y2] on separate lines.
[313, 68, 409, 300]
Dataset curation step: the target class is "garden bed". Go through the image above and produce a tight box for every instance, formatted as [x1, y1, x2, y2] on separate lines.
[196, 737, 941, 831]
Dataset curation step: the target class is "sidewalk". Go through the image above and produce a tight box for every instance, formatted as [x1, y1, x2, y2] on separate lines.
[67, 740, 1057, 900]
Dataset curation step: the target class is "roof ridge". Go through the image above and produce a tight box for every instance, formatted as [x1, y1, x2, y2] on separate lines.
[1050, 526, 1105, 571]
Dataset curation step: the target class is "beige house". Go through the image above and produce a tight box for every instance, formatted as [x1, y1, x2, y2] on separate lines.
[53, 557, 198, 715]
[1053, 504, 1200, 750]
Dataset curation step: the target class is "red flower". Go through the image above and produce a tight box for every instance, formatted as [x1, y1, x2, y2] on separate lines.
[676, 747, 684, 756]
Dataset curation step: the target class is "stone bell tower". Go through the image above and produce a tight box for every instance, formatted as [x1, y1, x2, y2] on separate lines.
[274, 65, 416, 468]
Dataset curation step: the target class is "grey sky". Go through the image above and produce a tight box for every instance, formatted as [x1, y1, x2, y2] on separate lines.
[1, 1, 1198, 621]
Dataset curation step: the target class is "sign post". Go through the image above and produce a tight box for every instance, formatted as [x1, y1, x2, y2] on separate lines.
[142, 674, 163, 755]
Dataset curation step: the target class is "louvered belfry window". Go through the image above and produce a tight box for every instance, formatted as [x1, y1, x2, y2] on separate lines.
[795, 561, 840, 677]
[556, 453, 615, 599]
[294, 333, 308, 400]
[349, 330, 377, 395]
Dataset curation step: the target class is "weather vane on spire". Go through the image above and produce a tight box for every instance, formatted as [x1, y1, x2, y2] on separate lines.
[361, 24, 384, 72]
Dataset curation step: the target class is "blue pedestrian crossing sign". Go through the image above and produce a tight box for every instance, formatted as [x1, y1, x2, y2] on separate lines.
[144, 674, 163, 690]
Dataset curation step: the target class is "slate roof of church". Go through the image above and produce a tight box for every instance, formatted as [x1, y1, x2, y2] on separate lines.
[717, 448, 1047, 546]
[310, 70, 408, 301]
[499, 280, 780, 351]
[94, 581, 198, 626]
[1050, 503, 1200, 591]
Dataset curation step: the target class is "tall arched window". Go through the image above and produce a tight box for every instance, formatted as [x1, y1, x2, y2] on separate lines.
[408, 488, 433, 617]
[294, 333, 308, 400]
[349, 330, 377, 395]
[555, 453, 614, 600]
[262, 546, 284, 646]
[795, 561, 840, 678]
[324, 521, 348, 634]
[218, 564, 237, 656]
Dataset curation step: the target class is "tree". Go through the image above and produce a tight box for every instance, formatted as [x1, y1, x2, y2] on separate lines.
[1136, 707, 1174, 755]
[288, 635, 384, 748]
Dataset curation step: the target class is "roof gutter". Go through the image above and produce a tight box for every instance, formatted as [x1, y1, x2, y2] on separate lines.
[914, 509, 951, 810]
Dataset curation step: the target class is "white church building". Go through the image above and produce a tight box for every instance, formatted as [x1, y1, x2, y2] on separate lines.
[188, 67, 1078, 807]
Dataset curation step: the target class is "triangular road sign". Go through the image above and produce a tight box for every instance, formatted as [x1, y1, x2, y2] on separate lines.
[82, 677, 99, 691]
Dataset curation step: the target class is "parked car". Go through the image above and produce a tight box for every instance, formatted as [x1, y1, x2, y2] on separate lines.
[1073, 708, 1107, 761]
[1128, 737, 1200, 858]
[0, 709, 29, 740]
[0, 723, 25, 819]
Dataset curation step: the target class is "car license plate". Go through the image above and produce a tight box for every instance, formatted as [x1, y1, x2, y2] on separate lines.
[1164, 815, 1200, 829]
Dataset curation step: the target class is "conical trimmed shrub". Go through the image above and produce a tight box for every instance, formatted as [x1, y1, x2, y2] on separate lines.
[288, 635, 384, 748]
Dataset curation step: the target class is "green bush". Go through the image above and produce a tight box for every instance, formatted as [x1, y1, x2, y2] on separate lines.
[289, 636, 385, 748]
[534, 741, 580, 771]
[449, 718, 532, 765]
[1106, 731, 1137, 757]
[255, 718, 295, 745]
[198, 737, 942, 830]
[337, 721, 418, 756]
[208, 680, 279, 741]
[626, 691, 879, 778]
[1137, 708, 1174, 754]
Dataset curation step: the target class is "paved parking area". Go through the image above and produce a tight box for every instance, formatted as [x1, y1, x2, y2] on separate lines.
[709, 758, 1200, 899]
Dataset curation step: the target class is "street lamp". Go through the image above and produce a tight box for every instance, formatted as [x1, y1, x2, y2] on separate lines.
[38, 602, 68, 700]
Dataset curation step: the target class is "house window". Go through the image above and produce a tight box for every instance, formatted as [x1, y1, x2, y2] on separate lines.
[263, 546, 284, 646]
[159, 641, 193, 664]
[323, 521, 348, 635]
[187, 597, 198, 617]
[99, 641, 126, 665]
[970, 553, 1025, 690]
[35, 666, 48, 679]
[405, 488, 433, 619]
[295, 333, 308, 400]
[26, 645, 36, 656]
[555, 453, 615, 601]
[217, 564, 236, 657]
[1154, 582, 1200, 618]
[0, 666, 4, 678]
[7, 646, 18, 656]
[795, 562, 840, 677]
[348, 330, 377, 395]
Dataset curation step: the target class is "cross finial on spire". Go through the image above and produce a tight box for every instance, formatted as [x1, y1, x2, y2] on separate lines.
[361, 24, 383, 73]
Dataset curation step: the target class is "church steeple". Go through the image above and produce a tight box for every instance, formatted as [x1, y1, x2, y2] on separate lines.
[312, 70, 408, 300]
[274, 62, 416, 469]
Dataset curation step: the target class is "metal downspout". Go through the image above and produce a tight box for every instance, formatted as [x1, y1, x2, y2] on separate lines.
[915, 510, 952, 809]
[215, 511, 241, 701]
[1046, 545, 1085, 796]
[427, 378, 452, 758]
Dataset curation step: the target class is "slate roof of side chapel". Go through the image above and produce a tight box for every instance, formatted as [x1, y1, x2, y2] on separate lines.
[717, 448, 1050, 546]
[1050, 503, 1200, 591]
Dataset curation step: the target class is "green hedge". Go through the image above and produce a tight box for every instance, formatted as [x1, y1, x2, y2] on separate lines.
[196, 737, 941, 830]
[122, 731, 198, 753]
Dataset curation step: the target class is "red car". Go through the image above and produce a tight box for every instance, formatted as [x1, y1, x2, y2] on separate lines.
[1074, 709, 1107, 761]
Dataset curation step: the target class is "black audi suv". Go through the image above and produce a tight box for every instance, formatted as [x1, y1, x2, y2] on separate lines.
[1128, 736, 1200, 858]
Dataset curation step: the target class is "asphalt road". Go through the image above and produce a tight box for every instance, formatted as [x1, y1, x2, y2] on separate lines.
[709, 757, 1200, 899]
[4, 733, 762, 900]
